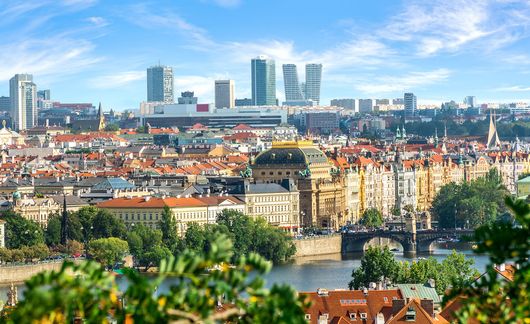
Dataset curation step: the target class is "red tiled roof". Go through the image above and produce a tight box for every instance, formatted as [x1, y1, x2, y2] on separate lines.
[97, 196, 207, 209]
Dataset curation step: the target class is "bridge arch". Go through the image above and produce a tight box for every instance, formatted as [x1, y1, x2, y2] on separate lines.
[341, 231, 416, 254]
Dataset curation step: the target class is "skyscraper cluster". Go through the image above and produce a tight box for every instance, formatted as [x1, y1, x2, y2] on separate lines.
[282, 63, 322, 105]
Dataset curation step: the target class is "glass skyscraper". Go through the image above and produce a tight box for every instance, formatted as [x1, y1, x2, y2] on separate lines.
[251, 56, 276, 106]
[9, 74, 37, 131]
[282, 64, 303, 101]
[147, 65, 174, 103]
[305, 63, 322, 105]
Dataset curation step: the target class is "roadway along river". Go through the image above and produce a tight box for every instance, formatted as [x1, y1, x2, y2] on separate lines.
[0, 242, 490, 300]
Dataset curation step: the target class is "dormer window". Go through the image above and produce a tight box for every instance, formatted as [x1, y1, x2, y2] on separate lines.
[360, 313, 367, 319]
[305, 314, 311, 320]
[349, 313, 357, 320]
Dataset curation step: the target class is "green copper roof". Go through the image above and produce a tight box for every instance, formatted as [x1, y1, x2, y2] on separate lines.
[253, 147, 328, 166]
[396, 284, 441, 304]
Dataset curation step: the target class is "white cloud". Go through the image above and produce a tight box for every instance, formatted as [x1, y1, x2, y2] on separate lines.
[87, 16, 108, 27]
[89, 71, 145, 89]
[495, 85, 530, 92]
[355, 69, 451, 94]
[0, 37, 101, 82]
[208, 0, 241, 8]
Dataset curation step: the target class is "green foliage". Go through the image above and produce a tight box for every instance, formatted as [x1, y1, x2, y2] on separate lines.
[104, 123, 120, 131]
[127, 224, 169, 270]
[431, 169, 508, 229]
[159, 206, 179, 251]
[0, 244, 50, 263]
[91, 209, 127, 239]
[2, 211, 45, 249]
[349, 247, 478, 295]
[5, 234, 309, 323]
[182, 210, 297, 264]
[45, 213, 83, 246]
[446, 197, 530, 322]
[349, 246, 400, 290]
[88, 237, 128, 268]
[359, 208, 383, 228]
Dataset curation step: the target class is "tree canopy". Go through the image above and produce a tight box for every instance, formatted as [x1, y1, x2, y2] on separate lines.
[4, 234, 309, 323]
[349, 247, 478, 295]
[88, 237, 128, 268]
[446, 197, 530, 322]
[431, 169, 508, 229]
[127, 224, 171, 270]
[359, 208, 383, 228]
[2, 211, 45, 249]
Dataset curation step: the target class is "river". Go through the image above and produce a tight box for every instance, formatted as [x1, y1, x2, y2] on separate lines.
[0, 242, 490, 300]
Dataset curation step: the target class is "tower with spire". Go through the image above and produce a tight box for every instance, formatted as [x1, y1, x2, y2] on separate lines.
[97, 102, 106, 131]
[486, 108, 501, 149]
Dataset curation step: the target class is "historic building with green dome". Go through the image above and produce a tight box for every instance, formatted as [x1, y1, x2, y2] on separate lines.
[251, 140, 345, 229]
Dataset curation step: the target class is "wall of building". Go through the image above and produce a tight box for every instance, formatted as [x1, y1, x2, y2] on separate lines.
[294, 235, 341, 257]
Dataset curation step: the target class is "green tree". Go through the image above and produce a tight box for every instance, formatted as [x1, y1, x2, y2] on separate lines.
[91, 209, 126, 239]
[445, 197, 530, 322]
[183, 222, 206, 252]
[159, 206, 179, 250]
[359, 208, 383, 228]
[431, 169, 507, 229]
[2, 211, 45, 249]
[6, 234, 309, 323]
[349, 246, 400, 289]
[127, 224, 168, 270]
[104, 124, 120, 131]
[88, 237, 128, 268]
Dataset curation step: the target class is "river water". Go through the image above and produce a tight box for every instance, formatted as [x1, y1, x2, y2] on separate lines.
[0, 242, 490, 300]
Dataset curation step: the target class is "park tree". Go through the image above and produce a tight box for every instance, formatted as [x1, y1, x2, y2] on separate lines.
[349, 246, 400, 290]
[104, 124, 120, 132]
[445, 197, 530, 322]
[45, 214, 84, 246]
[91, 209, 126, 239]
[431, 169, 507, 229]
[159, 206, 179, 250]
[2, 211, 45, 249]
[359, 208, 383, 228]
[5, 234, 309, 323]
[88, 237, 128, 268]
[127, 224, 170, 270]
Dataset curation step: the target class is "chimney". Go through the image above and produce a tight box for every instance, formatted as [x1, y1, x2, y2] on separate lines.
[392, 299, 406, 316]
[499, 263, 506, 272]
[427, 278, 435, 288]
[144, 196, 151, 202]
[420, 299, 434, 318]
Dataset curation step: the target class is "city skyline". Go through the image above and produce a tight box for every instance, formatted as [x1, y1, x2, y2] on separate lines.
[2, 1, 530, 109]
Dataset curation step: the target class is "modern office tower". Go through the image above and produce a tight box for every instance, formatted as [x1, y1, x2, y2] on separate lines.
[404, 93, 417, 117]
[464, 96, 476, 107]
[375, 99, 389, 105]
[37, 90, 50, 101]
[215, 80, 235, 108]
[9, 74, 37, 130]
[251, 56, 276, 106]
[235, 98, 252, 106]
[305, 64, 322, 105]
[147, 65, 174, 103]
[358, 99, 374, 113]
[0, 96, 10, 112]
[393, 98, 404, 105]
[331, 99, 356, 110]
[177, 91, 198, 104]
[282, 64, 303, 101]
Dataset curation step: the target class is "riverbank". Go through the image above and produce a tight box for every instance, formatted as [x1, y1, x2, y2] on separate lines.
[0, 261, 72, 285]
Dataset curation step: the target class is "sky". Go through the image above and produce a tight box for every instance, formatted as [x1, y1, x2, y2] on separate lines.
[2, 0, 530, 110]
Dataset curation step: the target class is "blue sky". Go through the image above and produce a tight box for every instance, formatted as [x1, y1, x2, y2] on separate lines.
[2, 0, 530, 110]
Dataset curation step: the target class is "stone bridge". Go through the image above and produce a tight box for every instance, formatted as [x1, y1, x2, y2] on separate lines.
[341, 229, 475, 255]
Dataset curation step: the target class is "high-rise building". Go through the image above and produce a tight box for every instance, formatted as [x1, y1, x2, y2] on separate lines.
[375, 99, 389, 105]
[147, 65, 174, 103]
[251, 56, 276, 106]
[404, 93, 417, 117]
[10, 74, 37, 130]
[37, 90, 50, 101]
[177, 91, 198, 104]
[235, 98, 252, 106]
[358, 99, 374, 113]
[305, 64, 322, 105]
[0, 96, 10, 112]
[282, 64, 303, 101]
[392, 98, 404, 105]
[214, 80, 235, 108]
[331, 99, 356, 110]
[464, 96, 476, 107]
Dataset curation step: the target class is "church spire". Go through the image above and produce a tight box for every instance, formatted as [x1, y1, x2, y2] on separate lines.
[60, 194, 68, 245]
[486, 108, 501, 149]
